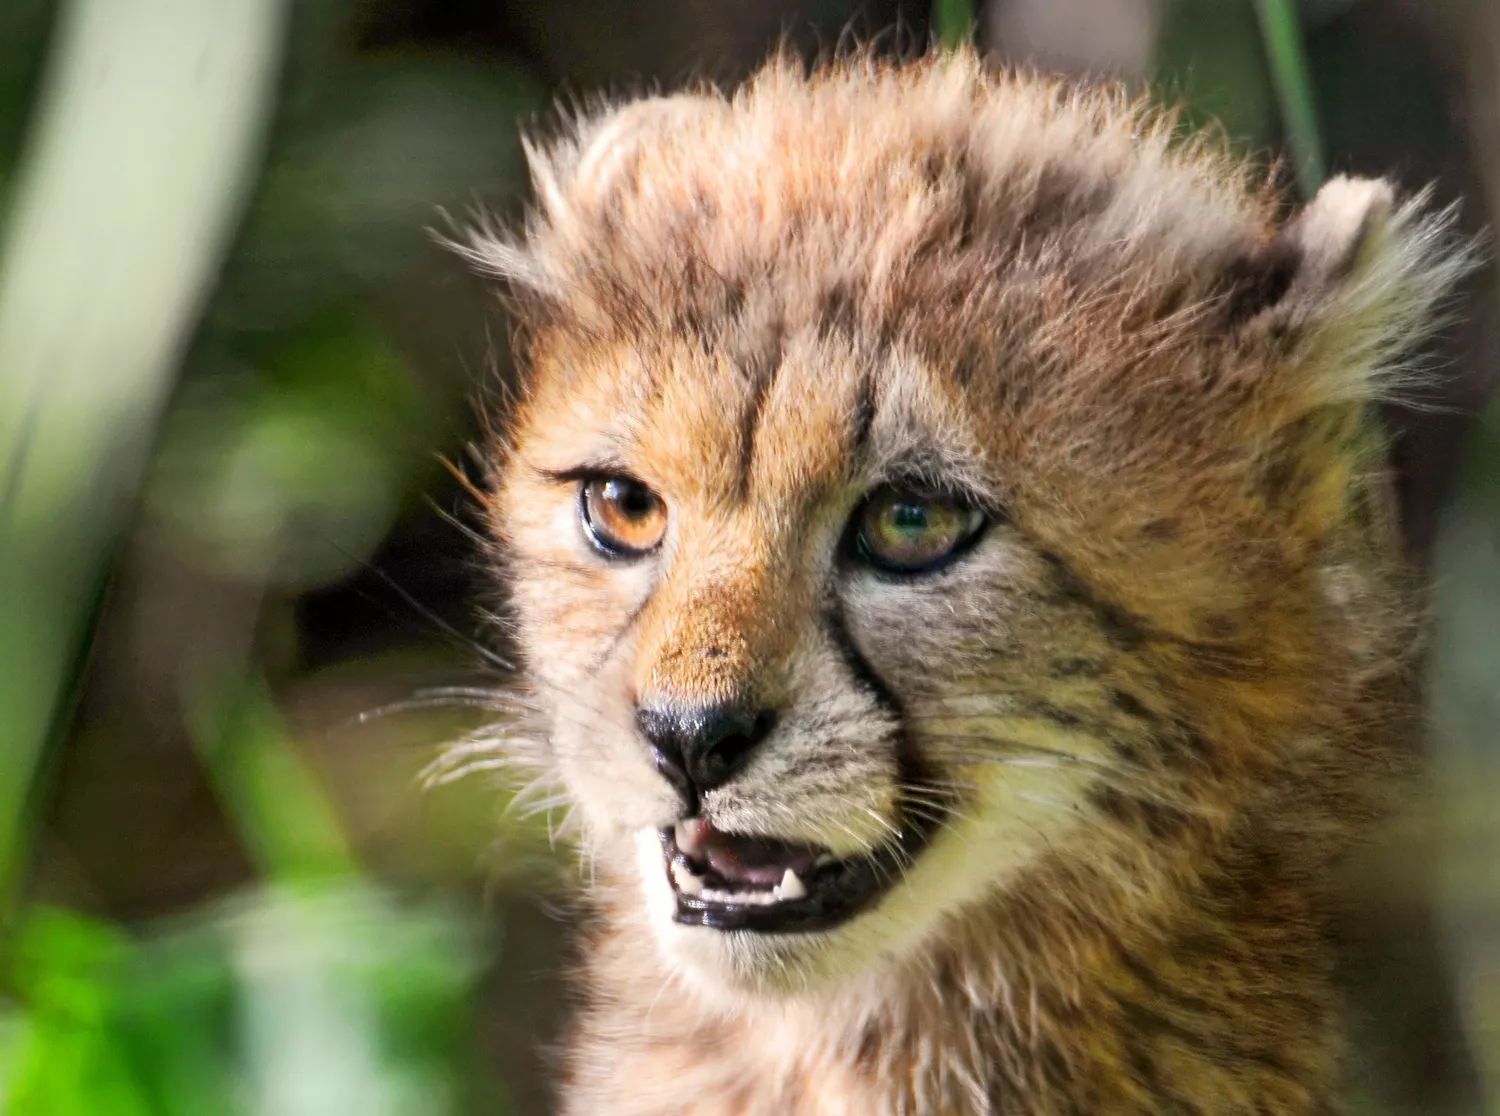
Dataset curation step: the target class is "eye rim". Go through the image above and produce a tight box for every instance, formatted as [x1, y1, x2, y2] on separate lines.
[849, 485, 989, 576]
[579, 474, 668, 558]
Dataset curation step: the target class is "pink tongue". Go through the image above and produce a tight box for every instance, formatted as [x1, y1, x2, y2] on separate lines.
[699, 829, 818, 888]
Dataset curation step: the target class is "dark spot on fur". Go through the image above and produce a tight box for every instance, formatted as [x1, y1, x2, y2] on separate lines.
[1139, 800, 1188, 841]
[917, 149, 947, 190]
[1052, 657, 1102, 678]
[1197, 612, 1238, 641]
[719, 272, 747, 320]
[851, 374, 877, 452]
[1111, 995, 1218, 1063]
[1350, 481, 1376, 531]
[1150, 279, 1191, 324]
[1140, 517, 1178, 541]
[1091, 787, 1189, 842]
[1097, 603, 1146, 652]
[1092, 786, 1130, 824]
[1221, 236, 1302, 328]
[825, 600, 905, 722]
[1109, 688, 1152, 719]
[1262, 455, 1300, 503]
[1039, 1044, 1073, 1090]
[1019, 165, 1115, 242]
[1032, 702, 1083, 729]
[818, 280, 862, 338]
[1160, 724, 1221, 773]
[731, 316, 785, 499]
[1038, 548, 1149, 651]
[1125, 1042, 1171, 1103]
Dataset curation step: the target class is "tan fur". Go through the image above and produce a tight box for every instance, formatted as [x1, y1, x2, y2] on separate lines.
[455, 48, 1471, 1115]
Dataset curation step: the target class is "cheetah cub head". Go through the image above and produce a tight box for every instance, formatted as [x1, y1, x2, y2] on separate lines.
[460, 52, 1463, 999]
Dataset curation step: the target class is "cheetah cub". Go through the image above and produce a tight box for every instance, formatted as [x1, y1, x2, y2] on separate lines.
[458, 48, 1468, 1116]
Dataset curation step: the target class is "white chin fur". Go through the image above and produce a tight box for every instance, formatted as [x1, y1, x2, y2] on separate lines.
[631, 752, 1091, 1001]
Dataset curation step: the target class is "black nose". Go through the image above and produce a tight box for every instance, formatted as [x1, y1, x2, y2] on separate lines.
[636, 702, 777, 805]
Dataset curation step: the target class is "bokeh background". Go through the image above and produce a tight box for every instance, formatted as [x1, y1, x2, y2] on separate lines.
[1, 1, 1497, 1113]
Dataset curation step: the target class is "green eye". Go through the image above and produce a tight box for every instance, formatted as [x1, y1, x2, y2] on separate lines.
[855, 488, 986, 573]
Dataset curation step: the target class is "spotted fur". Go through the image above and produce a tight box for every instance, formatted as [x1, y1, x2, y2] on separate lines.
[457, 47, 1470, 1115]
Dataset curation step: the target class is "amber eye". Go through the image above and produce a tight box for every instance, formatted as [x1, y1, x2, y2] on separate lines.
[855, 488, 986, 573]
[580, 476, 667, 556]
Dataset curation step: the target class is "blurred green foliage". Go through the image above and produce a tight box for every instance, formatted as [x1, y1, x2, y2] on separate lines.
[148, 311, 431, 588]
[0, 1, 544, 1111]
[5, 894, 493, 1116]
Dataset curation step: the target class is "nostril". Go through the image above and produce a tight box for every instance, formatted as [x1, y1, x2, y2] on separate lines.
[699, 710, 777, 788]
[636, 703, 778, 799]
[698, 732, 748, 787]
[649, 743, 693, 804]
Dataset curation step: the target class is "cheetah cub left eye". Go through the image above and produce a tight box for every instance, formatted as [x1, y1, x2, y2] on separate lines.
[579, 475, 667, 557]
[852, 487, 987, 574]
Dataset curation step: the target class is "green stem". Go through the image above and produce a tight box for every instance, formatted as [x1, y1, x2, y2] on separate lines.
[186, 674, 359, 883]
[934, 0, 975, 50]
[1253, 0, 1327, 198]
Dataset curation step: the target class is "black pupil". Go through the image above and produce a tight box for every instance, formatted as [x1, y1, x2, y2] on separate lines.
[610, 479, 654, 518]
[891, 502, 927, 531]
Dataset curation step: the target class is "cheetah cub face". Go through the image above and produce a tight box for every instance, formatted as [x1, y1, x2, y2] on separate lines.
[465, 54, 1461, 999]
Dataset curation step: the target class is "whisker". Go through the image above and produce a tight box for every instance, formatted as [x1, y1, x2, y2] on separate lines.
[332, 544, 518, 675]
[410, 684, 547, 711]
[349, 695, 527, 728]
[422, 757, 516, 786]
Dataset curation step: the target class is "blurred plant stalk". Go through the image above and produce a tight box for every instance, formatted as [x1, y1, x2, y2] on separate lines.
[1252, 0, 1326, 198]
[935, 0, 976, 48]
[0, 0, 287, 915]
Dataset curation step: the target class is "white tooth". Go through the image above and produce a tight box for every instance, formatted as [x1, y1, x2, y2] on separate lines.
[700, 888, 778, 906]
[671, 861, 703, 894]
[675, 821, 701, 857]
[814, 854, 836, 868]
[774, 868, 807, 902]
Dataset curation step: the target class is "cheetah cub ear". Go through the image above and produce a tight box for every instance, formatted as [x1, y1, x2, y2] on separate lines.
[1227, 177, 1473, 545]
[1280, 176, 1397, 300]
[1245, 175, 1471, 412]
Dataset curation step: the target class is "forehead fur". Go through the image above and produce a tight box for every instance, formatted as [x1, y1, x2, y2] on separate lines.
[475, 51, 1270, 346]
[466, 49, 1463, 443]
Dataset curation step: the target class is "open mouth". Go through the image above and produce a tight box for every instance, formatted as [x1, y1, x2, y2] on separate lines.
[660, 812, 936, 933]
